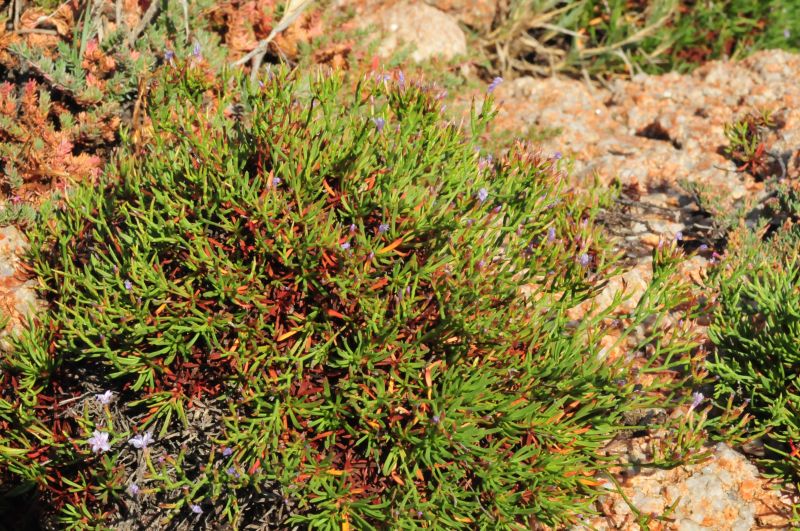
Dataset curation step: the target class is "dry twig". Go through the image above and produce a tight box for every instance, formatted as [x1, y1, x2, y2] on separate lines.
[231, 0, 314, 80]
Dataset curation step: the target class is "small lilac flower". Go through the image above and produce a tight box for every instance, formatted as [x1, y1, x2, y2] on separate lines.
[476, 188, 489, 203]
[431, 415, 440, 424]
[272, 177, 281, 187]
[547, 226, 556, 243]
[492, 204, 502, 213]
[675, 231, 683, 241]
[128, 431, 154, 450]
[349, 223, 357, 233]
[578, 253, 591, 268]
[190, 503, 203, 514]
[164, 50, 175, 63]
[95, 390, 113, 405]
[398, 70, 406, 89]
[222, 447, 234, 457]
[698, 244, 709, 251]
[553, 151, 563, 160]
[226, 466, 237, 476]
[192, 42, 202, 58]
[88, 430, 111, 454]
[689, 391, 705, 411]
[465, 218, 475, 227]
[487, 76, 503, 93]
[127, 483, 140, 497]
[378, 223, 390, 234]
[124, 279, 133, 291]
[477, 260, 486, 269]
[372, 117, 385, 133]
[478, 154, 493, 170]
[340, 242, 351, 250]
[689, 391, 704, 412]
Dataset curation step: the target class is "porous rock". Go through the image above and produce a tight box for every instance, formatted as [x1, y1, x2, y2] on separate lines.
[366, 2, 467, 63]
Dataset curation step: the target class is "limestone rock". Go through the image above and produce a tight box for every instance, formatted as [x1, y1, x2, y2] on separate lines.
[0, 225, 40, 351]
[368, 2, 467, 63]
[580, 443, 792, 530]
[425, 0, 496, 32]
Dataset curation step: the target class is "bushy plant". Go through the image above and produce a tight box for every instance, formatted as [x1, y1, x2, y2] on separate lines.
[0, 62, 707, 529]
[707, 224, 800, 485]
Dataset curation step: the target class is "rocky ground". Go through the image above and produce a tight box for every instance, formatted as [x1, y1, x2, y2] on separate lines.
[1, 0, 799, 529]
[490, 47, 800, 531]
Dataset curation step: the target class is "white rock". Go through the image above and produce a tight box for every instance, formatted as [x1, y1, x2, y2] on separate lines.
[368, 2, 467, 63]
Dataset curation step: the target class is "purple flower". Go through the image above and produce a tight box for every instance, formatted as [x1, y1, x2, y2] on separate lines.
[578, 253, 591, 268]
[476, 188, 489, 203]
[226, 466, 238, 476]
[272, 177, 281, 187]
[349, 223, 357, 234]
[689, 391, 704, 411]
[192, 42, 202, 58]
[222, 447, 233, 457]
[398, 70, 406, 89]
[372, 117, 385, 133]
[492, 205, 502, 213]
[88, 430, 111, 454]
[487, 76, 503, 93]
[378, 223, 389, 234]
[164, 50, 175, 63]
[465, 218, 475, 227]
[553, 151, 562, 160]
[675, 231, 683, 241]
[190, 503, 203, 514]
[478, 154, 493, 170]
[547, 226, 556, 243]
[95, 390, 113, 405]
[128, 431, 154, 450]
[431, 415, 440, 424]
[477, 260, 486, 269]
[698, 244, 709, 251]
[124, 279, 133, 291]
[127, 483, 140, 496]
[340, 242, 351, 250]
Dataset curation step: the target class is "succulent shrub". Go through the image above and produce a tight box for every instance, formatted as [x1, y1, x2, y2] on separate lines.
[0, 62, 706, 529]
[707, 223, 800, 485]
